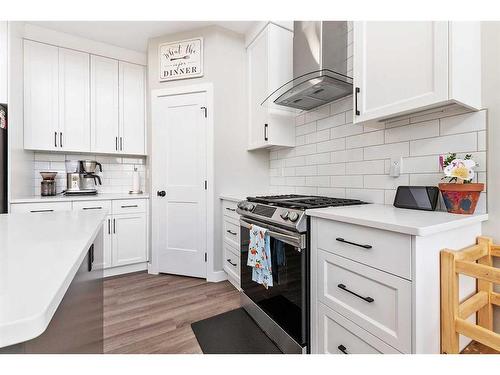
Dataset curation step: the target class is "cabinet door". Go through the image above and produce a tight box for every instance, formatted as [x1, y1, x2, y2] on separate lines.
[24, 40, 59, 151]
[353, 21, 449, 124]
[112, 213, 147, 267]
[58, 48, 90, 152]
[90, 55, 119, 153]
[119, 61, 145, 155]
[0, 21, 7, 104]
[247, 27, 269, 148]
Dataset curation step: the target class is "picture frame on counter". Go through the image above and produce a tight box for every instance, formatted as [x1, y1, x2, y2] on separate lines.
[159, 37, 204, 82]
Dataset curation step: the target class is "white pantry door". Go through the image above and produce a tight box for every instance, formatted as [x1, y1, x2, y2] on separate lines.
[153, 91, 208, 278]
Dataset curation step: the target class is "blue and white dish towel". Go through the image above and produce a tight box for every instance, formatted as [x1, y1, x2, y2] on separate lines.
[247, 224, 273, 289]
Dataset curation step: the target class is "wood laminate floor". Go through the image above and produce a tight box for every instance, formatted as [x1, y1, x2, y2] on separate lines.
[103, 271, 241, 354]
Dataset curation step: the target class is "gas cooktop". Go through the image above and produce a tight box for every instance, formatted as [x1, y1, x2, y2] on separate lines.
[238, 194, 367, 232]
[247, 194, 366, 210]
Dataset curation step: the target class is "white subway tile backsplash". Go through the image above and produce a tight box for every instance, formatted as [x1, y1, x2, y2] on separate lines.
[317, 138, 346, 153]
[305, 176, 330, 187]
[318, 187, 346, 198]
[346, 130, 384, 149]
[317, 163, 346, 176]
[409, 133, 477, 156]
[346, 160, 385, 175]
[409, 173, 442, 186]
[346, 188, 385, 204]
[331, 175, 363, 188]
[363, 174, 409, 189]
[294, 144, 317, 156]
[363, 142, 409, 161]
[305, 153, 331, 165]
[295, 166, 317, 176]
[477, 130, 486, 151]
[331, 123, 364, 139]
[439, 110, 486, 136]
[305, 105, 330, 123]
[385, 120, 439, 143]
[284, 156, 306, 167]
[402, 155, 440, 173]
[296, 122, 317, 136]
[330, 96, 353, 114]
[317, 112, 346, 131]
[331, 149, 363, 163]
[286, 176, 305, 186]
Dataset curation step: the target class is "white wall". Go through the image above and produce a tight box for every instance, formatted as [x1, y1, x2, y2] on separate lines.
[481, 21, 500, 331]
[148, 26, 269, 275]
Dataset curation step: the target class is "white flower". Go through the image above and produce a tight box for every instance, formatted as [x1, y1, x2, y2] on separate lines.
[444, 158, 476, 182]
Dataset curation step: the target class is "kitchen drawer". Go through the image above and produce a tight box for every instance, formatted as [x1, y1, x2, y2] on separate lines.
[223, 217, 240, 249]
[317, 250, 412, 353]
[223, 242, 240, 281]
[316, 219, 412, 279]
[72, 200, 112, 213]
[316, 303, 400, 354]
[222, 200, 239, 220]
[10, 201, 72, 213]
[112, 199, 147, 214]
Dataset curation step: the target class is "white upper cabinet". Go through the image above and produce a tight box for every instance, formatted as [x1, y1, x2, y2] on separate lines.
[119, 61, 146, 155]
[90, 55, 119, 154]
[353, 21, 481, 124]
[58, 48, 90, 152]
[24, 40, 60, 151]
[0, 22, 7, 104]
[247, 23, 294, 150]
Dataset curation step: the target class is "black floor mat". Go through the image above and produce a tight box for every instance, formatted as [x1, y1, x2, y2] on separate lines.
[191, 308, 282, 354]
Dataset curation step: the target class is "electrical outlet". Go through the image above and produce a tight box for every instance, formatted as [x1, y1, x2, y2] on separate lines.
[389, 157, 403, 177]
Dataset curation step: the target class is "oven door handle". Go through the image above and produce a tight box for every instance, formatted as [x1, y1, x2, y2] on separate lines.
[239, 219, 306, 249]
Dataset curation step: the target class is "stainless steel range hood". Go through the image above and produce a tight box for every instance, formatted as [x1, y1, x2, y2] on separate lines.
[265, 21, 353, 111]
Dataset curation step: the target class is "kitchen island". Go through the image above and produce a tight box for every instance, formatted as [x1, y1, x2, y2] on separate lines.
[0, 210, 106, 353]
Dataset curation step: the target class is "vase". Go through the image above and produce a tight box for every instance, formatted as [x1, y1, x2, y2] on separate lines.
[438, 183, 484, 214]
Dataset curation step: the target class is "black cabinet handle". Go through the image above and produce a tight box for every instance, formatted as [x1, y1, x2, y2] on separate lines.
[225, 207, 236, 212]
[54, 132, 58, 147]
[113, 218, 116, 234]
[338, 345, 348, 354]
[264, 123, 268, 141]
[226, 259, 237, 267]
[83, 206, 102, 210]
[120, 137, 123, 151]
[355, 87, 360, 115]
[115, 136, 118, 151]
[157, 190, 166, 197]
[121, 204, 138, 208]
[338, 283, 374, 303]
[30, 209, 54, 213]
[226, 230, 237, 236]
[88, 245, 94, 272]
[108, 218, 111, 234]
[60, 132, 63, 148]
[336, 237, 372, 249]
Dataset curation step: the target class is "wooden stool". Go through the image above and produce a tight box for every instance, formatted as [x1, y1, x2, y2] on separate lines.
[441, 236, 500, 353]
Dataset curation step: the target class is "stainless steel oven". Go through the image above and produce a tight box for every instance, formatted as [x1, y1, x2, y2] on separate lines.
[239, 217, 309, 354]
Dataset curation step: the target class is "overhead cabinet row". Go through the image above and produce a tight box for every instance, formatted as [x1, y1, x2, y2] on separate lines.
[23, 40, 146, 155]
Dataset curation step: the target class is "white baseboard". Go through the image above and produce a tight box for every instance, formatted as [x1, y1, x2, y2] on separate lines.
[147, 262, 159, 275]
[104, 262, 148, 278]
[207, 270, 228, 283]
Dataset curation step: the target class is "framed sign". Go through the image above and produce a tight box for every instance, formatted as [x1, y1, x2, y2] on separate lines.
[159, 38, 204, 82]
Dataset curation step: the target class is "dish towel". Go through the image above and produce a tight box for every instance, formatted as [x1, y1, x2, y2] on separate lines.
[247, 224, 273, 289]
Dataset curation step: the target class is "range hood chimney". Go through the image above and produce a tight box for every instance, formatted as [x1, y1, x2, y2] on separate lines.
[265, 21, 353, 111]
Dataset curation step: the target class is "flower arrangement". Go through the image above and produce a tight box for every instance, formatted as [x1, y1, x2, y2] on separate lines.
[439, 153, 477, 183]
[438, 153, 484, 215]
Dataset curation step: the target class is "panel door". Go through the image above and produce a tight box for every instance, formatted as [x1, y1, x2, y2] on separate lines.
[90, 55, 119, 153]
[152, 91, 207, 278]
[94, 215, 113, 269]
[119, 61, 146, 155]
[112, 213, 147, 267]
[353, 21, 449, 123]
[24, 40, 59, 150]
[58, 48, 90, 152]
[247, 27, 269, 148]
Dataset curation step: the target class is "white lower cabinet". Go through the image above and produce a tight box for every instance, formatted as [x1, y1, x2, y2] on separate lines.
[112, 212, 147, 266]
[10, 198, 149, 275]
[221, 198, 241, 289]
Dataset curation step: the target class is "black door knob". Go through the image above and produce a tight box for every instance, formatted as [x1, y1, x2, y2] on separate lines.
[157, 190, 166, 197]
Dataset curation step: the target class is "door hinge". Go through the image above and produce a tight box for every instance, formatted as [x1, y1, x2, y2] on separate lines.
[201, 106, 207, 118]
[204, 253, 207, 262]
[204, 180, 207, 190]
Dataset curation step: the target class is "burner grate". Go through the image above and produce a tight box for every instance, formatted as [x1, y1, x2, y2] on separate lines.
[247, 195, 366, 210]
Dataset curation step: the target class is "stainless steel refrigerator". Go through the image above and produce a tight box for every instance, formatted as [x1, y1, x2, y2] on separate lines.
[0, 105, 6, 214]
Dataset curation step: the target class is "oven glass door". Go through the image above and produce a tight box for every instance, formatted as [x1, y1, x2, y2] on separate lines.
[240, 221, 307, 346]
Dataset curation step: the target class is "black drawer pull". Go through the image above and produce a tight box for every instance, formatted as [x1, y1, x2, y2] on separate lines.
[83, 206, 102, 210]
[336, 237, 372, 249]
[30, 209, 54, 213]
[121, 205, 138, 208]
[355, 87, 360, 116]
[226, 259, 237, 267]
[225, 207, 236, 212]
[338, 345, 348, 354]
[226, 230, 237, 235]
[338, 283, 374, 303]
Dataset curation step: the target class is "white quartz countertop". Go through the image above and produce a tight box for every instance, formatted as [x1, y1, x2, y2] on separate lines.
[306, 204, 488, 236]
[0, 211, 106, 348]
[10, 193, 149, 204]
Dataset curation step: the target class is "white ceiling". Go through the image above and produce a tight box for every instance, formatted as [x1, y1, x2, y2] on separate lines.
[28, 21, 256, 53]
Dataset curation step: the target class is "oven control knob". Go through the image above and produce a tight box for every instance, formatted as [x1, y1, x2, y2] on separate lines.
[237, 201, 246, 209]
[280, 211, 289, 220]
[288, 212, 299, 222]
[246, 203, 255, 211]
